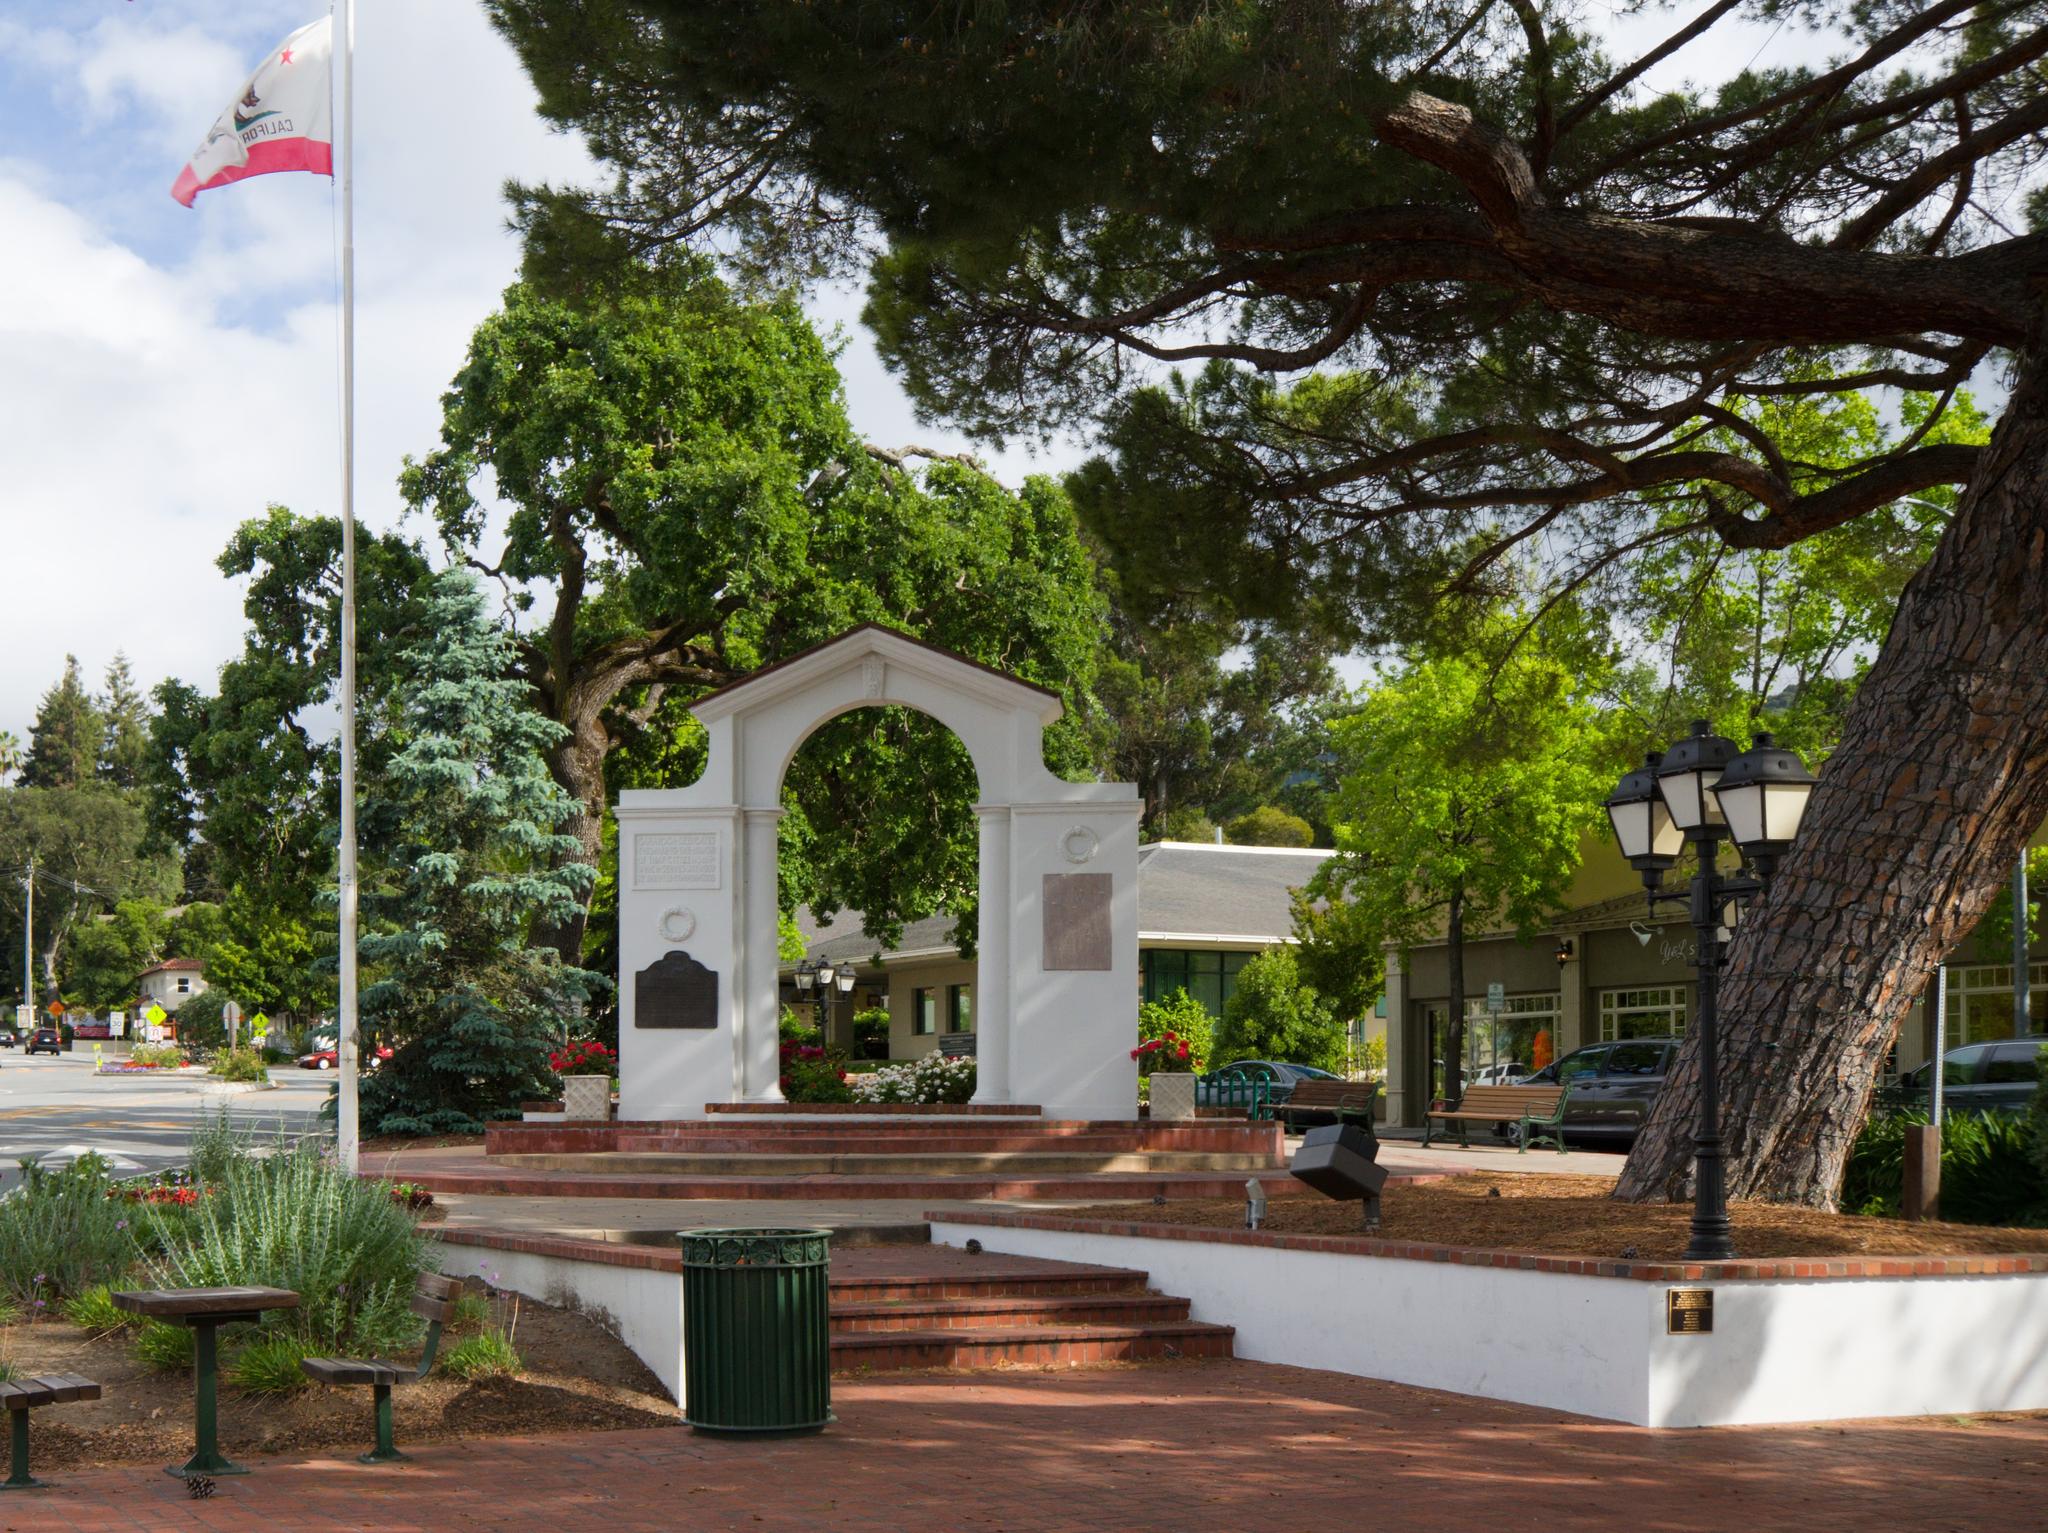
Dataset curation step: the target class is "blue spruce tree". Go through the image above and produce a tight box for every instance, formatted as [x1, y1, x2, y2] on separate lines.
[359, 571, 600, 1134]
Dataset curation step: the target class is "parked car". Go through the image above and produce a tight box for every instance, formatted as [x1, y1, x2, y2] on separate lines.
[1510, 1037, 1681, 1146]
[1885, 1039, 2044, 1117]
[0, 1028, 16, 1049]
[1195, 1060, 1343, 1115]
[1470, 1059, 1531, 1087]
[24, 1027, 65, 1056]
[296, 1043, 395, 1070]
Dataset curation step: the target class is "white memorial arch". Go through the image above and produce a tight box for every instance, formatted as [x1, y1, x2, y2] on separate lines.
[615, 625, 1141, 1121]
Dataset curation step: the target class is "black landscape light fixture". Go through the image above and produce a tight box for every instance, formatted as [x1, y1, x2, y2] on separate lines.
[1289, 1124, 1390, 1232]
[1604, 720, 1816, 1262]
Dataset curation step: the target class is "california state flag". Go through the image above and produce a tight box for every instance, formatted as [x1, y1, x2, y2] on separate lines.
[171, 18, 333, 207]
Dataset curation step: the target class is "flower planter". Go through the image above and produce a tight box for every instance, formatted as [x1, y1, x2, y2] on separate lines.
[1149, 1071, 1197, 1122]
[561, 1074, 613, 1122]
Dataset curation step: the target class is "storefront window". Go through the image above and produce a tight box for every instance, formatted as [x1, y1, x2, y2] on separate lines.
[1597, 986, 1689, 1041]
[1421, 993, 1561, 1100]
[1945, 964, 2048, 1045]
[913, 988, 937, 1036]
[1141, 950, 1255, 1018]
[947, 983, 973, 1033]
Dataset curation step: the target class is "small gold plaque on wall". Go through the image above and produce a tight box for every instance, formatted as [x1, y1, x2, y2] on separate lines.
[1666, 1288, 1714, 1335]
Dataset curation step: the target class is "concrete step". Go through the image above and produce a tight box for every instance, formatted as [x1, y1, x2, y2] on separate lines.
[831, 1292, 1192, 1333]
[485, 1119, 1281, 1156]
[829, 1320, 1235, 1372]
[384, 1164, 1307, 1200]
[830, 1262, 1152, 1305]
[712, 1103, 1046, 1117]
[489, 1150, 1280, 1176]
[609, 1129, 1273, 1155]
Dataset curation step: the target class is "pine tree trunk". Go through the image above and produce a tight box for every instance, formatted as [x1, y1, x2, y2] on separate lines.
[1617, 343, 2048, 1208]
[536, 716, 609, 965]
[1444, 889, 1466, 1107]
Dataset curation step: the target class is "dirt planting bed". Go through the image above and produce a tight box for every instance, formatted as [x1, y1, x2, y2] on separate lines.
[1071, 1173, 2048, 1259]
[1, 1294, 677, 1470]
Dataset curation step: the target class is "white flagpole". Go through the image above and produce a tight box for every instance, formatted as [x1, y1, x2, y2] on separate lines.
[334, 0, 361, 1176]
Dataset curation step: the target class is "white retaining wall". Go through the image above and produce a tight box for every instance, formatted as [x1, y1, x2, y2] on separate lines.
[931, 1219, 2048, 1428]
[435, 1242, 683, 1408]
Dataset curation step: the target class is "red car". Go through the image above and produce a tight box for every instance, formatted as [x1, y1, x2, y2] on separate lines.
[296, 1043, 394, 1070]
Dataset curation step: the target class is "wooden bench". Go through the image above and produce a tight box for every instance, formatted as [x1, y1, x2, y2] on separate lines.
[1, 1373, 101, 1490]
[301, 1272, 464, 1463]
[1423, 1083, 1572, 1152]
[1272, 1078, 1382, 1132]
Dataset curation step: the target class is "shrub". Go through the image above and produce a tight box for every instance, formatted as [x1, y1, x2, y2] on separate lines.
[1841, 1109, 2048, 1225]
[1225, 806, 1315, 848]
[851, 1007, 891, 1060]
[778, 1007, 821, 1046]
[135, 1320, 195, 1371]
[148, 1141, 434, 1354]
[850, 1053, 976, 1105]
[440, 1330, 521, 1380]
[208, 1047, 270, 1083]
[227, 1332, 314, 1394]
[1216, 949, 1347, 1072]
[188, 1109, 254, 1189]
[548, 1038, 616, 1076]
[1155, 806, 1218, 844]
[63, 1285, 133, 1336]
[449, 1291, 492, 1333]
[780, 1041, 854, 1104]
[127, 1043, 187, 1069]
[174, 988, 231, 1050]
[0, 1155, 141, 1302]
[1134, 991, 1214, 1076]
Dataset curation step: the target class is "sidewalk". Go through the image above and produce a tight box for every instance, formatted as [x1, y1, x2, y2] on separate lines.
[29, 1359, 2042, 1532]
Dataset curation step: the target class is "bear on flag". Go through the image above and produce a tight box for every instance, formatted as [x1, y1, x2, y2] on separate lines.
[171, 17, 333, 206]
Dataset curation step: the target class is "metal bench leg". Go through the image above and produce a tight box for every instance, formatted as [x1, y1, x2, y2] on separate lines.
[360, 1383, 408, 1464]
[1, 1408, 38, 1491]
[1517, 1117, 1529, 1154]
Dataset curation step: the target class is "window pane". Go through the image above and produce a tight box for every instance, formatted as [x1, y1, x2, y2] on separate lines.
[949, 985, 973, 1033]
[1557, 1047, 1609, 1081]
[1605, 1042, 1665, 1077]
[1983, 1044, 2043, 1084]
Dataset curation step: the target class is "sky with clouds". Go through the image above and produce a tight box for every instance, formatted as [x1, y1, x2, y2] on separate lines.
[0, 1, 1817, 744]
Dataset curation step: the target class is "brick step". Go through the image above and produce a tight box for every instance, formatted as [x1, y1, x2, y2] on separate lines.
[830, 1263, 1151, 1305]
[485, 1120, 1280, 1156]
[712, 1103, 1046, 1116]
[831, 1293, 1191, 1333]
[380, 1167, 1309, 1201]
[609, 1129, 1275, 1155]
[490, 1150, 1279, 1176]
[830, 1320, 1235, 1373]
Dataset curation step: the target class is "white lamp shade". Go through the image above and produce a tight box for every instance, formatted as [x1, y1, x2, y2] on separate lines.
[835, 968, 857, 994]
[794, 968, 815, 992]
[1607, 794, 1683, 863]
[1657, 765, 1723, 829]
[1711, 733, 1816, 856]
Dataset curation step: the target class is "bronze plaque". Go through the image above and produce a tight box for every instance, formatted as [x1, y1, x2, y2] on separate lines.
[635, 950, 719, 1029]
[1043, 873, 1113, 971]
[1666, 1288, 1714, 1335]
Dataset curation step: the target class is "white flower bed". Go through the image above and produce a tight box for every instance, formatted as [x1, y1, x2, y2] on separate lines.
[850, 1053, 976, 1105]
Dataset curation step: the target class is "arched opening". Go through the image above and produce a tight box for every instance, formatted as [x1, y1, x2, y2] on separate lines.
[778, 704, 981, 1067]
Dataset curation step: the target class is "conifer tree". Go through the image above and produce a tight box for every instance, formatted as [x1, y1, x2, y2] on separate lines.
[357, 572, 601, 1134]
[22, 657, 103, 790]
[98, 653, 151, 789]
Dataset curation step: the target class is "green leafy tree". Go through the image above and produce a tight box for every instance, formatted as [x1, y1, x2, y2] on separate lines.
[0, 787, 177, 1003]
[97, 653, 151, 790]
[487, 0, 2048, 1207]
[204, 894, 329, 1031]
[1153, 806, 1218, 845]
[356, 572, 601, 1135]
[1226, 806, 1314, 849]
[1216, 949, 1345, 1074]
[0, 732, 22, 786]
[62, 898, 168, 1011]
[1289, 885, 1384, 1033]
[166, 902, 229, 969]
[1328, 624, 1616, 1104]
[22, 657, 103, 791]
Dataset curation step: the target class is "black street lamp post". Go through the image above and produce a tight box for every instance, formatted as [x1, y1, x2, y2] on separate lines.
[1605, 722, 1815, 1262]
[792, 958, 857, 1039]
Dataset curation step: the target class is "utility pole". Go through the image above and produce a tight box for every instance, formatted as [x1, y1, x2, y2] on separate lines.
[20, 859, 33, 1027]
[2016, 854, 2033, 1038]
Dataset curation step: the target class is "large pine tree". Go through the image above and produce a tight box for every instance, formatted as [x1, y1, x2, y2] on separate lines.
[357, 572, 600, 1134]
[22, 657, 103, 790]
[97, 653, 150, 790]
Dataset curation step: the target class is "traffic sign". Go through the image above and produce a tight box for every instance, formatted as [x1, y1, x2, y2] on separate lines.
[46, 1000, 64, 1017]
[1485, 982, 1506, 1015]
[145, 1003, 168, 1026]
[251, 1011, 270, 1041]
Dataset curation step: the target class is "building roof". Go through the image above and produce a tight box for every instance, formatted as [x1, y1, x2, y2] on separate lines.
[136, 958, 204, 978]
[793, 842, 1333, 968]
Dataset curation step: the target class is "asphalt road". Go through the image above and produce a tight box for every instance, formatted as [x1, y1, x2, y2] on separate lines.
[0, 1048, 333, 1189]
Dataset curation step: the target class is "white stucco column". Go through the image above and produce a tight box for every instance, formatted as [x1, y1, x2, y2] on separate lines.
[741, 807, 785, 1101]
[972, 804, 1012, 1103]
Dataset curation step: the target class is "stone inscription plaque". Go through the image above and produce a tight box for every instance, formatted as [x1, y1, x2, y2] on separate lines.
[635, 950, 720, 1030]
[1042, 873, 1113, 972]
[635, 832, 721, 891]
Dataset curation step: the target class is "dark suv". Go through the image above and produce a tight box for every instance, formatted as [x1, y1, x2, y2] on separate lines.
[1513, 1037, 1680, 1146]
[1888, 1039, 2044, 1116]
[24, 1028, 64, 1056]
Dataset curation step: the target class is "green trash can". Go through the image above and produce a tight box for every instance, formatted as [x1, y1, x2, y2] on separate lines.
[679, 1227, 833, 1435]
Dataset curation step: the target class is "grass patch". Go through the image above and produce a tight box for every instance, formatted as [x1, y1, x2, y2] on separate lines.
[134, 1320, 196, 1372]
[449, 1291, 492, 1333]
[62, 1284, 133, 1336]
[208, 1047, 271, 1084]
[439, 1330, 520, 1380]
[226, 1332, 313, 1394]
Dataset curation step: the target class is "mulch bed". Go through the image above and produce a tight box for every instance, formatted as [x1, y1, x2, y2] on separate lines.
[362, 1133, 486, 1152]
[3, 1294, 678, 1470]
[1071, 1173, 2048, 1260]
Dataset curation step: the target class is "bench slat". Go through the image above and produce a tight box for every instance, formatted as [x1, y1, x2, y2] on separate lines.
[412, 1293, 458, 1325]
[0, 1380, 54, 1410]
[417, 1272, 464, 1300]
[302, 1357, 406, 1387]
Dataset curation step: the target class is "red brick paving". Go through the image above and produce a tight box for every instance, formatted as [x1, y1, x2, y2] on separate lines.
[15, 1360, 2041, 1532]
